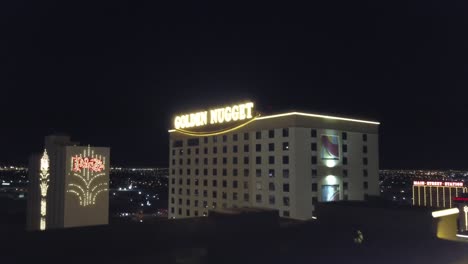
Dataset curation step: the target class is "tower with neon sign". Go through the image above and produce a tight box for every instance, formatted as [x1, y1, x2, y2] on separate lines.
[27, 135, 110, 230]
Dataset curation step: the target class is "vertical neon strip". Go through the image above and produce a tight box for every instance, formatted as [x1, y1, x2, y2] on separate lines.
[39, 149, 49, 231]
[449, 188, 452, 208]
[412, 186, 415, 206]
[464, 206, 468, 231]
[437, 187, 439, 207]
[430, 186, 432, 207]
[424, 186, 427, 206]
[418, 187, 421, 206]
[443, 188, 445, 208]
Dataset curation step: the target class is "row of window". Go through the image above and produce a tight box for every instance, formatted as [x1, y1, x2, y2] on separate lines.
[172, 142, 293, 156]
[173, 130, 368, 148]
[171, 168, 294, 178]
[169, 207, 293, 218]
[171, 181, 290, 192]
[171, 155, 291, 166]
[342, 181, 369, 190]
[171, 194, 292, 206]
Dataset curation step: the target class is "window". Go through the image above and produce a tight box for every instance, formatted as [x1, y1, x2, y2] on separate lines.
[203, 180, 208, 186]
[172, 149, 175, 156]
[171, 197, 175, 204]
[269, 195, 275, 205]
[179, 169, 182, 175]
[269, 130, 275, 138]
[269, 182, 275, 191]
[364, 181, 368, 189]
[195, 189, 199, 196]
[186, 210, 190, 216]
[312, 183, 318, 192]
[178, 208, 182, 215]
[283, 169, 289, 178]
[222, 168, 227, 176]
[256, 131, 261, 139]
[244, 133, 249, 140]
[342, 144, 347, 153]
[283, 211, 290, 217]
[233, 134, 238, 141]
[195, 179, 199, 186]
[223, 157, 227, 164]
[212, 191, 217, 198]
[212, 180, 217, 187]
[233, 169, 238, 176]
[179, 149, 184, 155]
[244, 144, 249, 152]
[222, 180, 227, 188]
[342, 132, 347, 140]
[195, 148, 199, 154]
[343, 157, 348, 165]
[194, 211, 199, 216]
[343, 169, 348, 177]
[312, 197, 318, 205]
[179, 178, 183, 185]
[283, 184, 290, 192]
[233, 192, 238, 200]
[344, 182, 348, 190]
[282, 128, 289, 137]
[233, 157, 238, 164]
[171, 207, 174, 214]
[222, 192, 227, 199]
[363, 145, 368, 153]
[268, 169, 275, 178]
[203, 201, 208, 208]
[172, 159, 175, 165]
[244, 193, 249, 202]
[363, 157, 368, 165]
[187, 179, 191, 185]
[256, 169, 261, 177]
[268, 143, 275, 151]
[213, 147, 217, 154]
[244, 157, 249, 164]
[173, 140, 183, 147]
[213, 136, 218, 143]
[203, 190, 208, 197]
[256, 156, 262, 164]
[283, 142, 289, 150]
[282, 156, 289, 164]
[195, 200, 199, 207]
[171, 178, 175, 184]
[256, 194, 262, 203]
[233, 181, 238, 188]
[212, 157, 217, 165]
[188, 138, 199, 146]
[363, 169, 368, 177]
[311, 169, 317, 177]
[204, 158, 208, 165]
[178, 198, 182, 205]
[244, 181, 249, 189]
[244, 169, 249, 177]
[233, 145, 238, 153]
[311, 129, 317, 138]
[204, 137, 208, 144]
[171, 188, 175, 194]
[179, 159, 183, 165]
[187, 149, 191, 155]
[213, 169, 217, 176]
[363, 134, 368, 142]
[171, 169, 175, 175]
[195, 158, 199, 165]
[222, 146, 227, 153]
[283, 197, 290, 206]
[204, 148, 208, 154]
[311, 156, 317, 164]
[269, 156, 275, 164]
[222, 135, 227, 142]
[203, 168, 208, 176]
[256, 144, 261, 152]
[186, 199, 190, 206]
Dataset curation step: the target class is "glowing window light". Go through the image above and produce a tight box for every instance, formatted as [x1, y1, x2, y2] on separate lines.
[66, 148, 108, 207]
[431, 207, 459, 218]
[39, 149, 49, 231]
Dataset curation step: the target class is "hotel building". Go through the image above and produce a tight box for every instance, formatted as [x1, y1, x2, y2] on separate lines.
[412, 180, 466, 209]
[168, 102, 380, 220]
[27, 135, 110, 230]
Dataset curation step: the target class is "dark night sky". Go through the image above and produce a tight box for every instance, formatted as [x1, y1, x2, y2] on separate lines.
[1, 0, 468, 169]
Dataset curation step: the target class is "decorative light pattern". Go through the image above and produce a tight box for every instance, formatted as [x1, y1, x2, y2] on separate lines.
[66, 147, 108, 207]
[39, 149, 49, 231]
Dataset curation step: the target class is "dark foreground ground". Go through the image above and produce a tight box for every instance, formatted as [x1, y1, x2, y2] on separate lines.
[1, 200, 467, 264]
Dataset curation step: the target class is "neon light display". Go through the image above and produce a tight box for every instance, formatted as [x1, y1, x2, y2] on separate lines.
[66, 147, 108, 207]
[39, 149, 49, 230]
[413, 181, 464, 187]
[72, 156, 105, 172]
[321, 135, 339, 160]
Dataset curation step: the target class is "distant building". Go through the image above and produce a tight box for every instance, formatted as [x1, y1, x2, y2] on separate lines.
[27, 135, 110, 230]
[412, 180, 466, 208]
[168, 102, 380, 220]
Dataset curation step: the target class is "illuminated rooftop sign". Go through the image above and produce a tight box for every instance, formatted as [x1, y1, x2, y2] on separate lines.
[174, 102, 254, 129]
[413, 181, 464, 187]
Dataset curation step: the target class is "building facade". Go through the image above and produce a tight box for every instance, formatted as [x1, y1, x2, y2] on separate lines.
[168, 104, 380, 220]
[27, 135, 110, 230]
[412, 180, 466, 209]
